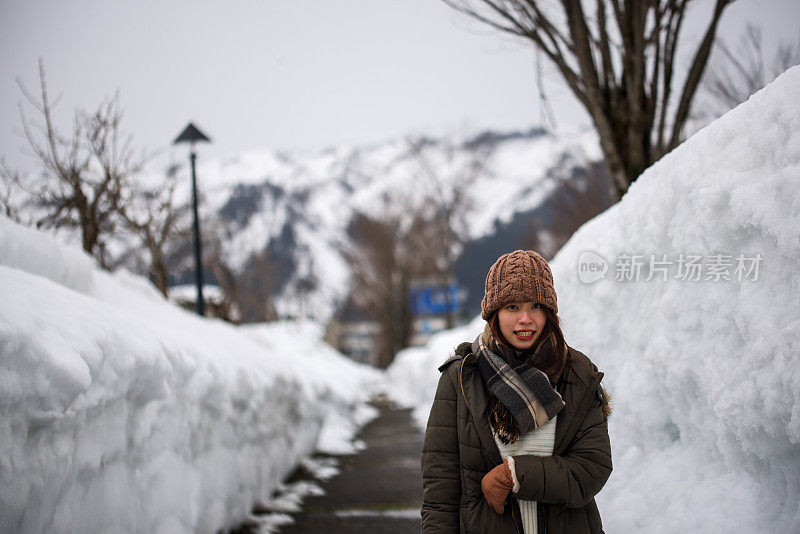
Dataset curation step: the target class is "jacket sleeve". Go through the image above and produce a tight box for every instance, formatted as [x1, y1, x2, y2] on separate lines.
[512, 392, 612, 508]
[421, 369, 461, 533]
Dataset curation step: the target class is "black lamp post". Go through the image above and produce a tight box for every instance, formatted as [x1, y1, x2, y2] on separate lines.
[173, 122, 211, 316]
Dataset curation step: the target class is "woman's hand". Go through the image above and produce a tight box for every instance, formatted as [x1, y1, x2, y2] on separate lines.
[481, 459, 514, 514]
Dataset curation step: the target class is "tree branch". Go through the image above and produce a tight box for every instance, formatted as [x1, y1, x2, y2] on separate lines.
[667, 0, 731, 150]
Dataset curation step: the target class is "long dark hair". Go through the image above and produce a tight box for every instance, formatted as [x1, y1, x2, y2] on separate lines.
[488, 304, 567, 384]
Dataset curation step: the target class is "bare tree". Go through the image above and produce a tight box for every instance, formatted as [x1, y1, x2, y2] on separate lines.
[0, 159, 29, 224]
[701, 23, 800, 114]
[520, 156, 612, 258]
[406, 136, 491, 327]
[440, 0, 734, 200]
[160, 206, 279, 323]
[120, 167, 192, 296]
[235, 249, 278, 323]
[341, 138, 494, 364]
[344, 211, 416, 368]
[198, 219, 278, 324]
[203, 221, 242, 323]
[14, 59, 145, 267]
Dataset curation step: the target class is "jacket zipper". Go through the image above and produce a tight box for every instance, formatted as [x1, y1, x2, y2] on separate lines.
[534, 500, 548, 534]
[511, 502, 522, 534]
[543, 504, 548, 534]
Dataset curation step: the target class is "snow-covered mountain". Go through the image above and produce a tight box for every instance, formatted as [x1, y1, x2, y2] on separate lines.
[166, 127, 605, 322]
[387, 67, 800, 533]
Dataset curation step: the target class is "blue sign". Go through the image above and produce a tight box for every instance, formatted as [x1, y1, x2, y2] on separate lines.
[409, 285, 462, 315]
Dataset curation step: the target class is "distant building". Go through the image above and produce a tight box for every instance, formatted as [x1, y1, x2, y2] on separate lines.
[330, 319, 381, 366]
[407, 278, 466, 346]
[332, 278, 467, 366]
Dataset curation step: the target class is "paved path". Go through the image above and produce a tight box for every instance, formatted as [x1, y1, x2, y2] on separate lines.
[276, 398, 424, 534]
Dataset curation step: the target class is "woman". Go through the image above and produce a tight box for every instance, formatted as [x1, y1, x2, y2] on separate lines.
[421, 250, 611, 533]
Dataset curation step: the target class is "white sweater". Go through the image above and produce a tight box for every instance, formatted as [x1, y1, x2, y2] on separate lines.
[493, 416, 557, 534]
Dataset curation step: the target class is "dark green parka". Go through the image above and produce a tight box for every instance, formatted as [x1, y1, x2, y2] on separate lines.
[421, 342, 612, 533]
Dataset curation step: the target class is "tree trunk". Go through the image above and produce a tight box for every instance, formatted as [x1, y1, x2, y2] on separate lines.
[149, 249, 169, 297]
[592, 113, 630, 200]
[440, 0, 732, 201]
[82, 216, 99, 256]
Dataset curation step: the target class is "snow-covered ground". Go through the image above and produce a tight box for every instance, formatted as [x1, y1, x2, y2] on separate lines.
[0, 216, 384, 534]
[387, 66, 800, 533]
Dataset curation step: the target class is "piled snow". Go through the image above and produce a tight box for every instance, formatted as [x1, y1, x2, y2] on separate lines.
[239, 322, 380, 455]
[386, 316, 484, 427]
[0, 216, 384, 534]
[387, 66, 800, 533]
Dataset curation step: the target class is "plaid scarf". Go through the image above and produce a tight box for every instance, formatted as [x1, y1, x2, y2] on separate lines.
[473, 329, 565, 442]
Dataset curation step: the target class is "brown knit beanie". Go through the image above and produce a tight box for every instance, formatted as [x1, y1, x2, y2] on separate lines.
[481, 250, 558, 320]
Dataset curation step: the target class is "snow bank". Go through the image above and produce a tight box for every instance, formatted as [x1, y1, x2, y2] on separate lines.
[239, 322, 382, 455]
[552, 66, 800, 533]
[387, 66, 800, 533]
[386, 316, 483, 427]
[0, 215, 383, 534]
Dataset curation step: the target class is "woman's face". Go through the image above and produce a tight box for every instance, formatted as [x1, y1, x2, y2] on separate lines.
[497, 302, 547, 350]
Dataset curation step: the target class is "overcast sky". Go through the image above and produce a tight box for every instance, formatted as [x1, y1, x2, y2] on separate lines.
[1, 0, 798, 174]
